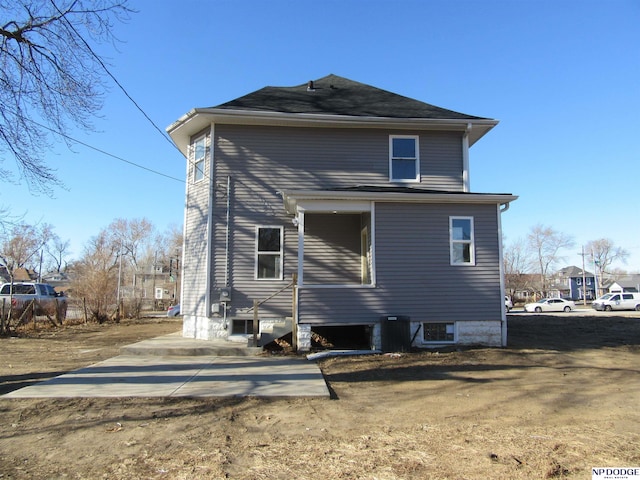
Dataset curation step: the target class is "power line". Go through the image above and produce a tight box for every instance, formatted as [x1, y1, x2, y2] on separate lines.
[52, 1, 184, 156]
[31, 116, 184, 183]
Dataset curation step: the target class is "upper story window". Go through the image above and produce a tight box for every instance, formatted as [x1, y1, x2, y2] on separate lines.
[389, 135, 419, 182]
[450, 216, 475, 265]
[193, 135, 207, 182]
[255, 226, 283, 280]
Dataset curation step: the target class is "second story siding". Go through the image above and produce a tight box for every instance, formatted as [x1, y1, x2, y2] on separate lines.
[214, 124, 465, 192]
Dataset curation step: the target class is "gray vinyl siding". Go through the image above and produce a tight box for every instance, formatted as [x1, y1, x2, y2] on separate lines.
[214, 125, 464, 191]
[298, 202, 502, 324]
[182, 130, 211, 317]
[186, 123, 478, 320]
[303, 214, 362, 285]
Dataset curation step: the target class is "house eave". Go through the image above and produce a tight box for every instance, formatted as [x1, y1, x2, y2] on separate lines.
[281, 188, 518, 215]
[167, 108, 498, 156]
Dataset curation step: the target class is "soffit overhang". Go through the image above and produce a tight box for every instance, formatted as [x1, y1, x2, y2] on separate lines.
[281, 188, 518, 215]
[166, 108, 498, 156]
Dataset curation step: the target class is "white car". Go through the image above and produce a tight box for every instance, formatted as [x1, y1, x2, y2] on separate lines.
[505, 296, 513, 312]
[524, 298, 575, 313]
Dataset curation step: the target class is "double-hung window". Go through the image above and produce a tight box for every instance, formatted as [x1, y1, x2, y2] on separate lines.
[450, 216, 475, 265]
[389, 135, 419, 182]
[255, 226, 283, 280]
[193, 136, 207, 182]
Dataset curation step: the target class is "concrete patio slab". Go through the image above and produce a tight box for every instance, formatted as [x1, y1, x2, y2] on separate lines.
[3, 336, 330, 399]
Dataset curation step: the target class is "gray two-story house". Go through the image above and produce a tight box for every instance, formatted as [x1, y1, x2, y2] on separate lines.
[167, 75, 517, 351]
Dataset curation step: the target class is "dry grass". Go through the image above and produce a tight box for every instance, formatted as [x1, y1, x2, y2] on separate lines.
[0, 314, 639, 479]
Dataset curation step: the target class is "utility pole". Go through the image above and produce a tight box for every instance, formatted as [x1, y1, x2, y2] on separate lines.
[592, 250, 600, 299]
[579, 246, 588, 306]
[116, 243, 123, 305]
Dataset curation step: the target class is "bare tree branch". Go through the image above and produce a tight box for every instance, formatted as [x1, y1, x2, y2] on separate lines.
[0, 0, 134, 194]
[527, 224, 574, 295]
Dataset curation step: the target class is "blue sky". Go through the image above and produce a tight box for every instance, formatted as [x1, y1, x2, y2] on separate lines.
[2, 0, 639, 272]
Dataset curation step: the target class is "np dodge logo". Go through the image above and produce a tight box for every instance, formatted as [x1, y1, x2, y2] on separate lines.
[592, 468, 640, 480]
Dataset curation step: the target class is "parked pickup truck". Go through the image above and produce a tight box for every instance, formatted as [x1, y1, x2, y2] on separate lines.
[0, 282, 67, 322]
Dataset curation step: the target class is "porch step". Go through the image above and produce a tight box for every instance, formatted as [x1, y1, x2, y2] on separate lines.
[259, 317, 293, 347]
[120, 332, 264, 357]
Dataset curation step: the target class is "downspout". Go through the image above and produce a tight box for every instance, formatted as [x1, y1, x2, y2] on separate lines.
[498, 201, 510, 346]
[223, 174, 231, 329]
[462, 123, 472, 193]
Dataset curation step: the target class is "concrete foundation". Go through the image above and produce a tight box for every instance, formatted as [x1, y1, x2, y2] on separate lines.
[182, 315, 228, 341]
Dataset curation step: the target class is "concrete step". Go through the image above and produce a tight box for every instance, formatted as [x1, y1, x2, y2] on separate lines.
[120, 332, 264, 357]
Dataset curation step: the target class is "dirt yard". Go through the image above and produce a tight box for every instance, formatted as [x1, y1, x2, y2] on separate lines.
[1, 313, 639, 479]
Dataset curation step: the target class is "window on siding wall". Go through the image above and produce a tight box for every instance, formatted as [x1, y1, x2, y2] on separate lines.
[256, 226, 283, 280]
[423, 322, 455, 343]
[389, 135, 419, 182]
[450, 216, 475, 265]
[193, 135, 207, 182]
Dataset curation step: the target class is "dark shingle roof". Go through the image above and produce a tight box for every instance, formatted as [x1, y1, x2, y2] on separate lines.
[331, 185, 513, 196]
[558, 266, 594, 277]
[214, 74, 488, 120]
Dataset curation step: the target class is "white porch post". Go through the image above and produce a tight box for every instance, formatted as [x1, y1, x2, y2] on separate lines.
[295, 209, 311, 350]
[296, 208, 305, 286]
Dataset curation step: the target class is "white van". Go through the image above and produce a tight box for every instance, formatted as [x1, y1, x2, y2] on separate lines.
[592, 292, 640, 311]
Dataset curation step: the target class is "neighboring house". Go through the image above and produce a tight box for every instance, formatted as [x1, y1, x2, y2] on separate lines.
[41, 271, 71, 294]
[167, 75, 517, 350]
[126, 263, 181, 308]
[12, 268, 37, 282]
[549, 266, 596, 301]
[604, 274, 640, 293]
[505, 273, 539, 301]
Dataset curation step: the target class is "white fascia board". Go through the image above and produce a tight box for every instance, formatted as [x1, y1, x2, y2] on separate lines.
[283, 190, 518, 215]
[166, 109, 215, 156]
[166, 108, 499, 155]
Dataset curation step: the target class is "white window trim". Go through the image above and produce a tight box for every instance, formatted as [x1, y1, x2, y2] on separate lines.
[389, 135, 420, 183]
[449, 216, 475, 266]
[421, 321, 457, 344]
[193, 134, 207, 183]
[255, 226, 284, 281]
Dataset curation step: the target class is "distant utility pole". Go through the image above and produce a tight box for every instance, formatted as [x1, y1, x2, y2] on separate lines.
[117, 242, 123, 305]
[592, 252, 600, 298]
[579, 246, 588, 306]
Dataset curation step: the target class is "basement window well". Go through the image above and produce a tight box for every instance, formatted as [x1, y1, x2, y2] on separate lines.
[423, 322, 455, 343]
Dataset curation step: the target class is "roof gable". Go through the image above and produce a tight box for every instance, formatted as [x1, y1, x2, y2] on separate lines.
[214, 74, 488, 120]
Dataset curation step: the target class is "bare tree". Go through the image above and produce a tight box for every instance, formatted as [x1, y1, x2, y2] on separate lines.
[0, 0, 133, 193]
[154, 223, 183, 266]
[0, 222, 53, 279]
[46, 234, 71, 273]
[69, 230, 119, 322]
[586, 238, 629, 294]
[503, 237, 533, 297]
[527, 224, 574, 296]
[108, 218, 154, 271]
